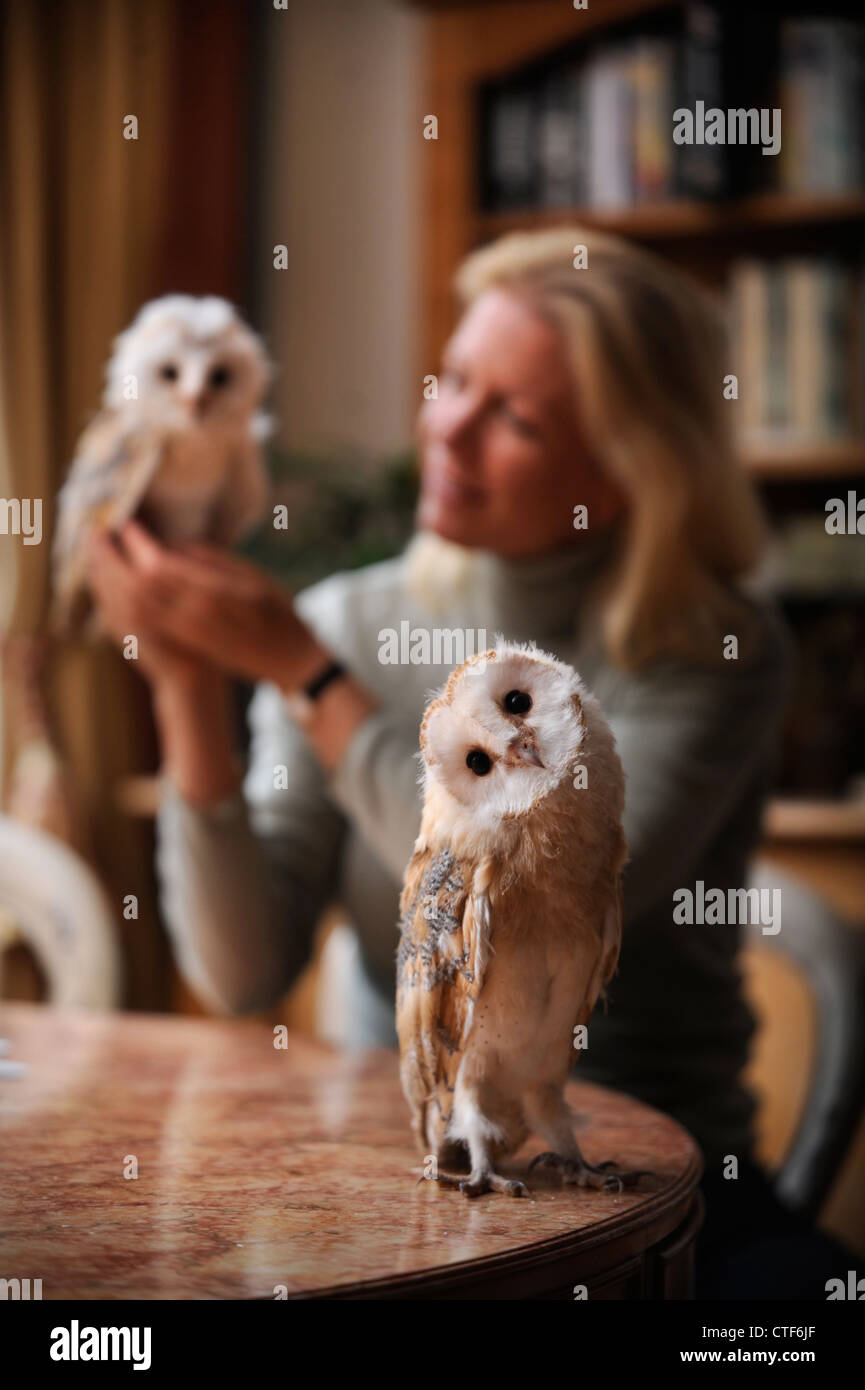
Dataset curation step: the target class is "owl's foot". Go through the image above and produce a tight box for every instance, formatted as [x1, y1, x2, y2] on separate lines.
[424, 1169, 529, 1198]
[529, 1150, 650, 1193]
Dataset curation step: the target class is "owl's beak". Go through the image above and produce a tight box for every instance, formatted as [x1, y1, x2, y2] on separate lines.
[180, 392, 207, 420]
[510, 740, 544, 769]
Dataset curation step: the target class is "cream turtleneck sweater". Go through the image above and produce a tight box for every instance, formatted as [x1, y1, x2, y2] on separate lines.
[156, 531, 790, 1168]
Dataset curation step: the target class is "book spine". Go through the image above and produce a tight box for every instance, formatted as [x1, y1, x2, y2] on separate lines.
[730, 260, 768, 442]
[765, 264, 789, 435]
[819, 264, 850, 437]
[674, 1, 726, 199]
[633, 39, 674, 203]
[538, 64, 583, 209]
[587, 52, 626, 208]
[787, 260, 820, 439]
[777, 22, 811, 194]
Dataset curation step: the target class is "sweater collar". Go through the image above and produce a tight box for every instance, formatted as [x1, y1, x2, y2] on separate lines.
[403, 527, 616, 644]
[477, 529, 616, 642]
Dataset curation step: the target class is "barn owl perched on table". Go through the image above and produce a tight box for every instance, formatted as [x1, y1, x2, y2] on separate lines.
[397, 639, 650, 1198]
[52, 294, 271, 631]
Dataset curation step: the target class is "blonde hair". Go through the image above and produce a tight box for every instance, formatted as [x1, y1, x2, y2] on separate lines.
[453, 227, 766, 669]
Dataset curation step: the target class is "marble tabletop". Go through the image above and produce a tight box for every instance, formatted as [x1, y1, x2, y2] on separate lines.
[0, 1002, 702, 1299]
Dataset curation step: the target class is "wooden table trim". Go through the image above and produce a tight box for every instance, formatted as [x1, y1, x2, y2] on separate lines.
[295, 1158, 704, 1300]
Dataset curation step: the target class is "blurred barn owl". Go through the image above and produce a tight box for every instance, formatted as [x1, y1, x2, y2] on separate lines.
[52, 294, 272, 631]
[397, 639, 649, 1197]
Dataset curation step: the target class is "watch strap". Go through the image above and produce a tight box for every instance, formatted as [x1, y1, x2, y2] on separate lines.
[304, 659, 347, 702]
[284, 659, 347, 726]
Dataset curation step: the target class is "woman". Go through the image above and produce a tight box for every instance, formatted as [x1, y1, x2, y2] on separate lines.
[89, 227, 823, 1294]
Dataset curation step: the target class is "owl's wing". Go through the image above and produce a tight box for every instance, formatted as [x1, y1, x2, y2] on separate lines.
[52, 412, 164, 630]
[571, 873, 624, 1045]
[396, 845, 493, 1154]
[207, 437, 269, 546]
[603, 873, 625, 989]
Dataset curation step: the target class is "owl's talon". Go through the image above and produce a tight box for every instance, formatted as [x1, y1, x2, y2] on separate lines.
[423, 1170, 529, 1197]
[529, 1151, 560, 1172]
[599, 1165, 652, 1189]
[459, 1178, 487, 1198]
[498, 1178, 530, 1198]
[420, 1170, 464, 1190]
[529, 1150, 650, 1192]
[460, 1173, 529, 1198]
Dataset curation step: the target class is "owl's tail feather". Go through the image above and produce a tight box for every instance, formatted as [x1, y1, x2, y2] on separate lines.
[422, 1095, 453, 1160]
[596, 874, 625, 1008]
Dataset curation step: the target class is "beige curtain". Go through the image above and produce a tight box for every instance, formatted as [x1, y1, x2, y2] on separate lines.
[0, 0, 175, 1004]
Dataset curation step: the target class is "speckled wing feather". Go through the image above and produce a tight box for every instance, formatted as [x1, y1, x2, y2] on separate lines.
[52, 411, 164, 630]
[570, 873, 624, 1053]
[396, 844, 491, 1156]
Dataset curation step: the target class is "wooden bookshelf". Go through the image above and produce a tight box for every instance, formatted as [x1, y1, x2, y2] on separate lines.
[418, 1, 865, 369]
[418, 0, 682, 373]
[479, 192, 865, 245]
[418, 0, 865, 481]
[743, 439, 865, 480]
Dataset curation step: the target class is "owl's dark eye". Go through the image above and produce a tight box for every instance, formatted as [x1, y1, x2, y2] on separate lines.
[159, 362, 179, 382]
[208, 364, 231, 389]
[466, 749, 492, 777]
[504, 689, 532, 715]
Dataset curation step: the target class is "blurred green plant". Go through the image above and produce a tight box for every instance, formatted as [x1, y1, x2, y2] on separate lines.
[241, 446, 419, 593]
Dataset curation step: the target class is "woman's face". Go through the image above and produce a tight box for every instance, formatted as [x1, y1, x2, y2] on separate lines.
[416, 288, 624, 558]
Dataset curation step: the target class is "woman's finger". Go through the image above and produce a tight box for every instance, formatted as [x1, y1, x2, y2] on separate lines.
[88, 529, 177, 632]
[173, 541, 280, 590]
[117, 524, 208, 614]
[119, 521, 262, 599]
[174, 540, 252, 570]
[119, 520, 183, 578]
[95, 522, 302, 682]
[119, 521, 219, 594]
[173, 545, 273, 598]
[88, 527, 129, 582]
[120, 521, 287, 611]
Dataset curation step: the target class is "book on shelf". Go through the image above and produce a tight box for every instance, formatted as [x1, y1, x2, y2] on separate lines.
[769, 515, 865, 596]
[732, 261, 769, 439]
[537, 65, 584, 209]
[480, 77, 538, 213]
[773, 599, 865, 800]
[674, 1, 726, 200]
[765, 264, 788, 434]
[633, 38, 676, 204]
[478, 7, 865, 215]
[777, 19, 865, 196]
[585, 46, 632, 209]
[729, 257, 864, 447]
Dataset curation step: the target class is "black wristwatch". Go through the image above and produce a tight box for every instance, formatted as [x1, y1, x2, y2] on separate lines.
[283, 659, 347, 725]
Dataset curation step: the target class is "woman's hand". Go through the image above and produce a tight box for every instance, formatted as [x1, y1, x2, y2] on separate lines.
[87, 521, 330, 694]
[87, 527, 210, 694]
[88, 519, 380, 777]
